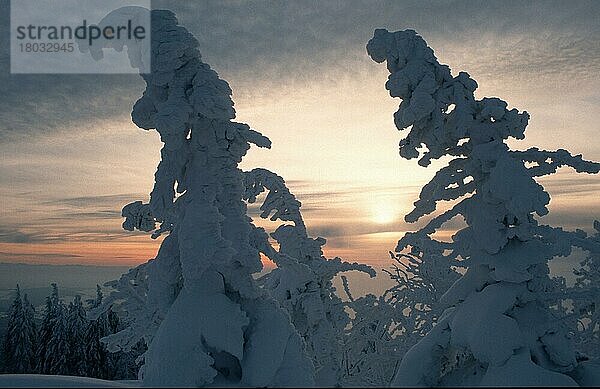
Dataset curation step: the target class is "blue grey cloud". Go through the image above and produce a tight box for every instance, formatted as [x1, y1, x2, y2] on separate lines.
[0, 227, 43, 243]
[42, 194, 145, 208]
[1, 0, 599, 139]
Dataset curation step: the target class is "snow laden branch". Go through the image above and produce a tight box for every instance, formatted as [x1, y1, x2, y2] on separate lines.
[341, 227, 461, 386]
[569, 221, 600, 363]
[242, 168, 306, 234]
[93, 8, 315, 387]
[241, 167, 375, 386]
[368, 28, 600, 386]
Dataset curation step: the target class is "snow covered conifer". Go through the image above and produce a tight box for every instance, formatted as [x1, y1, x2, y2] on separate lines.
[340, 291, 400, 386]
[570, 221, 600, 362]
[1, 286, 36, 373]
[85, 285, 110, 379]
[38, 284, 69, 375]
[90, 8, 315, 386]
[13, 293, 37, 373]
[36, 284, 59, 373]
[2, 285, 22, 372]
[368, 28, 600, 386]
[242, 168, 376, 386]
[44, 309, 69, 376]
[103, 302, 141, 380]
[341, 235, 461, 386]
[389, 231, 462, 341]
[66, 295, 88, 376]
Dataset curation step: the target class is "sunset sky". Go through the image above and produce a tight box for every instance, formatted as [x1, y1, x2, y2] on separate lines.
[0, 0, 599, 270]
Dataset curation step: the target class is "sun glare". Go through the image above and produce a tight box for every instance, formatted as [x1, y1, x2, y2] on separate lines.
[371, 201, 396, 224]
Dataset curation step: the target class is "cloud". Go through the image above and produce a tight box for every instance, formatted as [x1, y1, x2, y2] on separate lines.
[44, 210, 122, 220]
[308, 222, 404, 240]
[153, 0, 600, 73]
[0, 227, 43, 243]
[0, 251, 84, 259]
[42, 194, 145, 209]
[0, 192, 148, 244]
[0, 2, 143, 141]
[540, 175, 600, 197]
[1, 0, 599, 140]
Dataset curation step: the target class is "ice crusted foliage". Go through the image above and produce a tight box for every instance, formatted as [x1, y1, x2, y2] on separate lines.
[94, 8, 314, 387]
[2, 286, 37, 373]
[569, 221, 600, 363]
[2, 286, 23, 372]
[242, 168, 375, 386]
[340, 233, 461, 386]
[389, 232, 462, 342]
[368, 28, 600, 386]
[37, 284, 70, 376]
[67, 296, 88, 376]
[340, 291, 400, 386]
[86, 286, 115, 380]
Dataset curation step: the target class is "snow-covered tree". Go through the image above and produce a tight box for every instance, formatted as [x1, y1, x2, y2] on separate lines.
[85, 285, 111, 379]
[91, 8, 314, 386]
[2, 285, 22, 372]
[2, 286, 37, 373]
[102, 301, 142, 380]
[17, 294, 38, 373]
[388, 230, 462, 341]
[83, 285, 143, 380]
[570, 221, 600, 362]
[37, 284, 58, 372]
[368, 28, 600, 386]
[66, 295, 88, 377]
[340, 290, 400, 386]
[340, 234, 461, 386]
[106, 338, 145, 381]
[38, 284, 69, 375]
[242, 167, 376, 386]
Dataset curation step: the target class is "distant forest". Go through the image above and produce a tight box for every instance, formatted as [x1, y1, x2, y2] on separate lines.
[0, 284, 144, 379]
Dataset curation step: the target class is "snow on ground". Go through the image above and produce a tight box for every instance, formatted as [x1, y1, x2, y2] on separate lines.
[0, 374, 139, 388]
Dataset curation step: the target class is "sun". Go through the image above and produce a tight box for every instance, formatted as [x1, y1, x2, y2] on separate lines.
[371, 201, 397, 224]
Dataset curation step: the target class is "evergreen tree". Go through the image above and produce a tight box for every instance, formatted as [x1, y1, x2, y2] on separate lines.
[37, 283, 69, 375]
[12, 293, 38, 373]
[104, 309, 144, 380]
[242, 168, 375, 386]
[84, 285, 144, 380]
[2, 285, 22, 372]
[368, 28, 599, 386]
[36, 283, 59, 373]
[85, 285, 109, 379]
[93, 8, 314, 386]
[2, 286, 37, 373]
[112, 339, 146, 380]
[1, 282, 142, 379]
[43, 286, 69, 375]
[341, 238, 461, 386]
[66, 295, 88, 376]
[570, 221, 600, 362]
